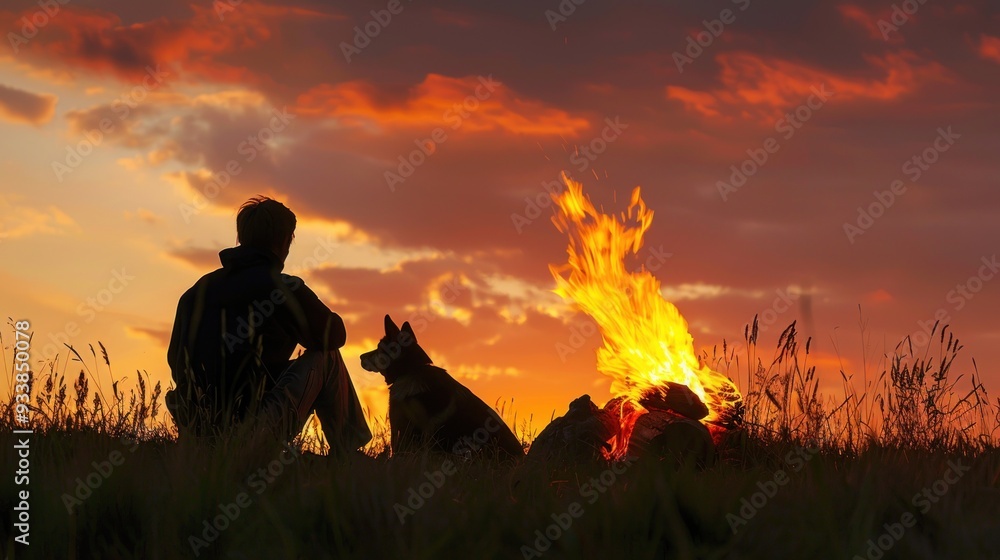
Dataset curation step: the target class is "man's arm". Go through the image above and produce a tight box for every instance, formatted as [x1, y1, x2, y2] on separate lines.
[283, 276, 347, 350]
[165, 289, 195, 428]
[166, 291, 190, 384]
[166, 284, 208, 388]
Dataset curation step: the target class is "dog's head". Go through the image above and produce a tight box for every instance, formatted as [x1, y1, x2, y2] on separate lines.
[360, 314, 433, 384]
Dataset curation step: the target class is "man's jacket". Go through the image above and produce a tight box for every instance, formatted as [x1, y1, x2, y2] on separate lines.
[166, 244, 346, 433]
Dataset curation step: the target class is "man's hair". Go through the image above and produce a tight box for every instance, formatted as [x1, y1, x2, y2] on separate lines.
[236, 196, 296, 250]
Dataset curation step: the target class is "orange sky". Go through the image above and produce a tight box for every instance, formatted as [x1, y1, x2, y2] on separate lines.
[1, 0, 998, 434]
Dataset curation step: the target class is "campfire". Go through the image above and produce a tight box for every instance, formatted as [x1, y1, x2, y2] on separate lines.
[528, 175, 743, 466]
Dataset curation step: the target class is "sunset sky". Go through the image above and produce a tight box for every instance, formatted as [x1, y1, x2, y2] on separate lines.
[1, 0, 998, 432]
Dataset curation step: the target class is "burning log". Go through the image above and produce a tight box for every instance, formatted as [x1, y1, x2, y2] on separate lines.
[638, 382, 709, 421]
[625, 408, 714, 468]
[525, 395, 618, 465]
[527, 390, 717, 468]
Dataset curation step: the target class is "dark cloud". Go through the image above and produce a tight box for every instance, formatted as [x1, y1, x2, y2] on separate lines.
[164, 244, 224, 271]
[127, 325, 172, 348]
[0, 83, 56, 124]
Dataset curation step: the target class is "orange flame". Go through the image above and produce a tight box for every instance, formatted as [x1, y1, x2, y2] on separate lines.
[549, 174, 742, 427]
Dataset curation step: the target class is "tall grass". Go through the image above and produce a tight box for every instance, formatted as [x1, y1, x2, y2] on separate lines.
[3, 317, 998, 455]
[1, 321, 998, 559]
[700, 317, 999, 458]
[1, 337, 169, 442]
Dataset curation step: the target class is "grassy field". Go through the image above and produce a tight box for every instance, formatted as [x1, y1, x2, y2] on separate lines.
[2, 321, 999, 559]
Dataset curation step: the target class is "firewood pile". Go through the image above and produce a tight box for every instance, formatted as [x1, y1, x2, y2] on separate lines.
[527, 382, 717, 467]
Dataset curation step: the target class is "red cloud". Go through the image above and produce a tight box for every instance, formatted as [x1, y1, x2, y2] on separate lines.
[1, 3, 336, 84]
[667, 51, 947, 122]
[980, 35, 1000, 63]
[664, 86, 720, 118]
[295, 74, 590, 136]
[837, 4, 893, 41]
[0, 83, 57, 124]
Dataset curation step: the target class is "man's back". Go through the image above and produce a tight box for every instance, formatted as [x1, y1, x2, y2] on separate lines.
[166, 244, 346, 433]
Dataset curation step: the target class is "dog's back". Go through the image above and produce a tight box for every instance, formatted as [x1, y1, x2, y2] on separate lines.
[389, 364, 524, 458]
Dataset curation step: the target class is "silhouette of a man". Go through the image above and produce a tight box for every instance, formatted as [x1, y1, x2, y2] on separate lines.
[165, 196, 372, 450]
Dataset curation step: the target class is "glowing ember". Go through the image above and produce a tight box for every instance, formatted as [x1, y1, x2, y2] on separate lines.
[549, 173, 742, 439]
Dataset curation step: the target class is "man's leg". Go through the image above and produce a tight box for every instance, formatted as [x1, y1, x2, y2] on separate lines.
[310, 350, 373, 452]
[259, 349, 373, 450]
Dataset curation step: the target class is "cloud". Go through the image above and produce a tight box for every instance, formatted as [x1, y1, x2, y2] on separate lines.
[296, 73, 590, 136]
[837, 4, 886, 41]
[667, 51, 947, 122]
[164, 244, 223, 271]
[664, 86, 721, 118]
[0, 3, 340, 85]
[836, 4, 904, 43]
[123, 208, 164, 224]
[65, 101, 165, 148]
[0, 196, 77, 240]
[64, 76, 596, 258]
[661, 283, 743, 302]
[310, 255, 557, 322]
[63, 88, 297, 181]
[0, 83, 57, 124]
[126, 325, 172, 348]
[979, 35, 1000, 63]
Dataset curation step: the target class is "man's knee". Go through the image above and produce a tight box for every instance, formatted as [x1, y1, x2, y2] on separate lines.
[305, 348, 346, 370]
[287, 349, 328, 372]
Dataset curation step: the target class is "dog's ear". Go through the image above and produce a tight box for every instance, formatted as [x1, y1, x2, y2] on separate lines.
[400, 321, 431, 365]
[384, 314, 400, 336]
[401, 321, 416, 341]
